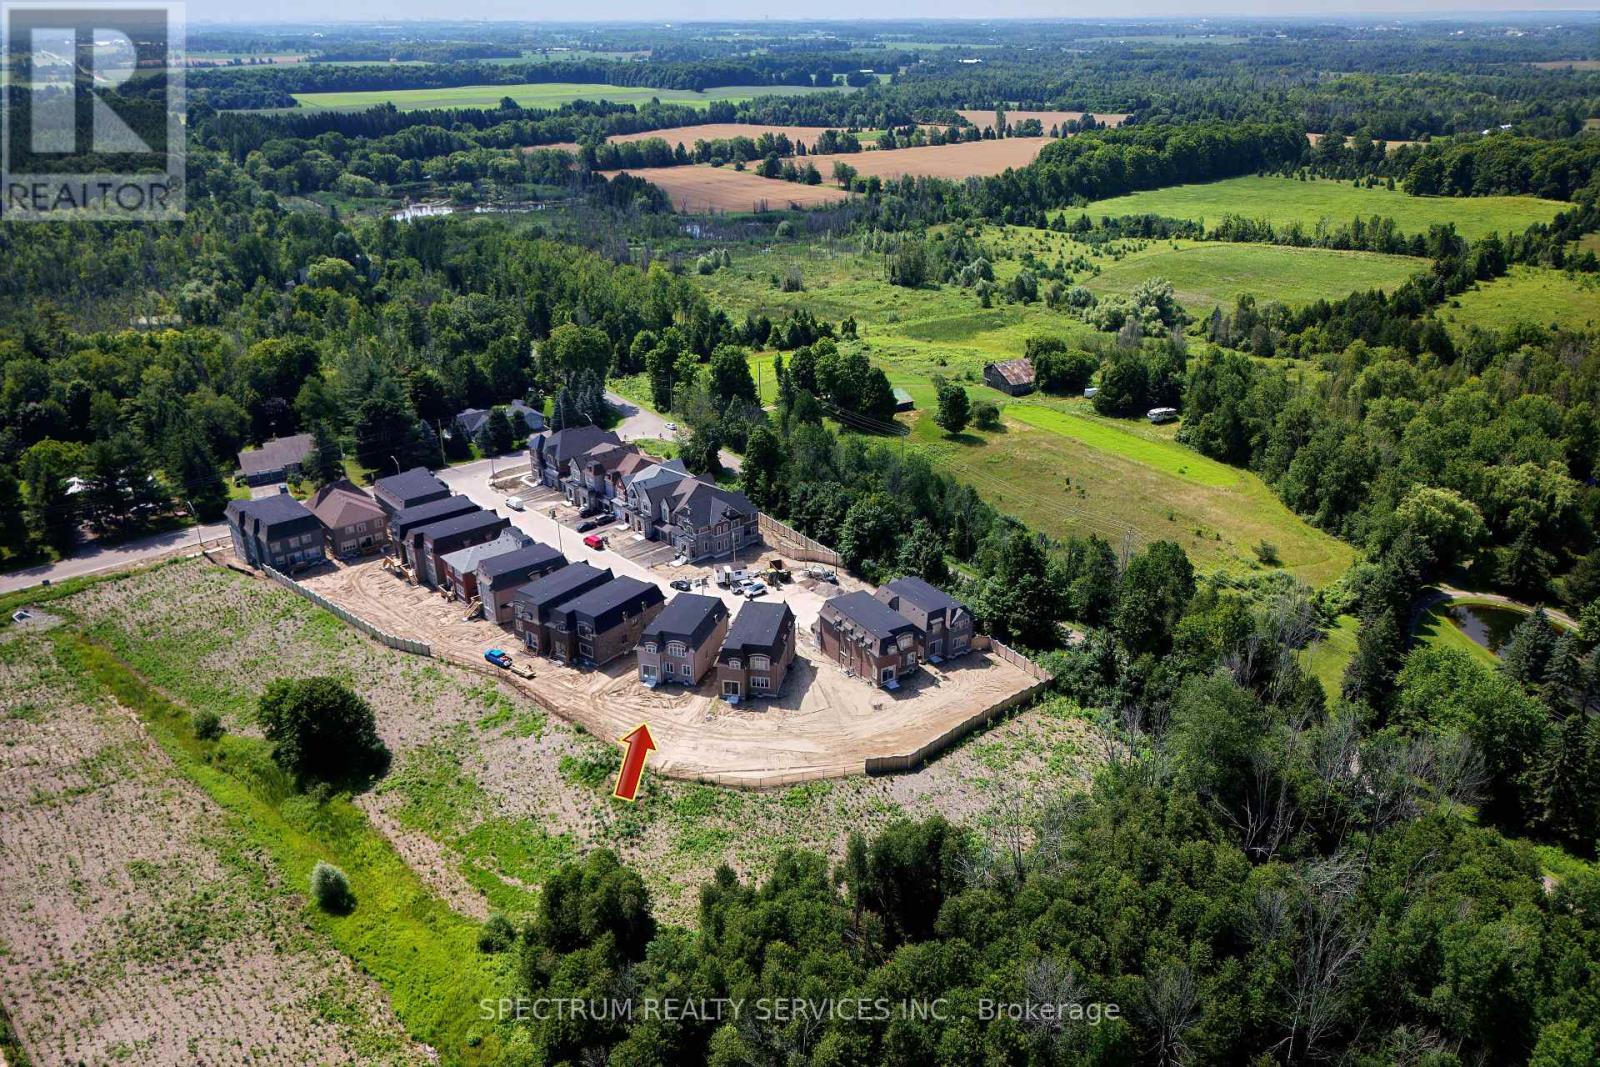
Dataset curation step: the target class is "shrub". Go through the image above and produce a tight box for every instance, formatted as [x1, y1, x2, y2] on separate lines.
[257, 676, 389, 787]
[310, 861, 353, 913]
[192, 709, 224, 741]
[1254, 541, 1281, 566]
[478, 912, 516, 953]
[973, 401, 1002, 431]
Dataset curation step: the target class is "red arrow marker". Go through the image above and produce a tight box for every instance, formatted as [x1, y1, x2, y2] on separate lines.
[612, 723, 657, 802]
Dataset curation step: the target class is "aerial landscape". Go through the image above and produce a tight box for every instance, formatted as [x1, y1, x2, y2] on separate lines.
[2, 7, 1600, 1066]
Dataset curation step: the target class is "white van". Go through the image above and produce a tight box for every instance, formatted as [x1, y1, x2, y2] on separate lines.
[505, 496, 525, 511]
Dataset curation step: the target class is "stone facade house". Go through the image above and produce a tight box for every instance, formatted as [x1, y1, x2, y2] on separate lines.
[225, 493, 326, 571]
[874, 576, 974, 661]
[717, 602, 797, 703]
[813, 591, 920, 688]
[306, 479, 388, 558]
[638, 593, 730, 687]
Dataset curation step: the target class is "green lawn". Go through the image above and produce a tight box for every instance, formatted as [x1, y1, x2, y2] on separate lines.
[1080, 241, 1423, 312]
[1075, 176, 1569, 242]
[292, 81, 839, 112]
[1439, 265, 1600, 335]
[1414, 601, 1502, 666]
[1302, 613, 1359, 696]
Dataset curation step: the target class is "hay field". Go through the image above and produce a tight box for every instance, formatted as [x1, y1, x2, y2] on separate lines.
[1439, 266, 1600, 335]
[957, 108, 1130, 131]
[601, 164, 850, 212]
[807, 136, 1049, 179]
[291, 81, 831, 112]
[604, 123, 856, 151]
[1306, 132, 1419, 150]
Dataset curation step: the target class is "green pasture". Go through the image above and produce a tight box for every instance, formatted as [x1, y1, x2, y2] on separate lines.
[1439, 266, 1600, 335]
[1074, 176, 1568, 243]
[291, 81, 838, 112]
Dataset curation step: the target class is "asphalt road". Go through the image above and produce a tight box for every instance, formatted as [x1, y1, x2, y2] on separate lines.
[0, 522, 229, 595]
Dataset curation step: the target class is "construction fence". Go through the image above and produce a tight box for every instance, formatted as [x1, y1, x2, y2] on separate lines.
[758, 513, 843, 567]
[864, 640, 1055, 776]
[262, 565, 432, 657]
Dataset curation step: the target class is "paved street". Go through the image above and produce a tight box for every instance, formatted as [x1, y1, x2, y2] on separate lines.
[0, 522, 229, 595]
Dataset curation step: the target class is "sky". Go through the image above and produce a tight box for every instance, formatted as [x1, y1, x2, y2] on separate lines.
[186, 4, 1600, 23]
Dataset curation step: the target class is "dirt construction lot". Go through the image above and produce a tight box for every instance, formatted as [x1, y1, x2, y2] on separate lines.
[300, 557, 1040, 787]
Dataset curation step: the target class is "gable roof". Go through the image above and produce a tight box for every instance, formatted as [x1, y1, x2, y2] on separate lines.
[532, 425, 622, 467]
[513, 563, 613, 617]
[373, 467, 450, 508]
[560, 575, 664, 623]
[390, 495, 479, 540]
[672, 480, 756, 528]
[985, 358, 1035, 386]
[414, 509, 506, 546]
[722, 601, 794, 654]
[237, 434, 314, 478]
[879, 576, 964, 616]
[643, 593, 729, 646]
[822, 590, 917, 641]
[456, 400, 545, 438]
[307, 479, 384, 530]
[438, 529, 531, 575]
[226, 492, 318, 531]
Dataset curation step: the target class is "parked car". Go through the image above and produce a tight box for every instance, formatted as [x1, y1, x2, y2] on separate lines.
[484, 649, 512, 668]
[665, 421, 678, 434]
[576, 519, 598, 533]
[505, 496, 525, 511]
[583, 533, 605, 550]
[669, 579, 693, 592]
[742, 579, 768, 599]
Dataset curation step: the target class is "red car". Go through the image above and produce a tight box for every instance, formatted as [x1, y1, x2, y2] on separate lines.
[583, 533, 605, 550]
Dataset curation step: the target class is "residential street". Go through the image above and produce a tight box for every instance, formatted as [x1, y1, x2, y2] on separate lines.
[0, 522, 229, 595]
[606, 391, 741, 472]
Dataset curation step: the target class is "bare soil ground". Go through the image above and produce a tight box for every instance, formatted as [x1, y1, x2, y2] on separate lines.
[803, 137, 1051, 179]
[957, 108, 1130, 131]
[0, 630, 423, 1066]
[59, 560, 1106, 926]
[598, 164, 850, 212]
[300, 556, 1041, 786]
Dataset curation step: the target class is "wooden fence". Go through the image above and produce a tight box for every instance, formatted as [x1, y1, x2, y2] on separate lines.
[863, 641, 1055, 776]
[262, 566, 432, 657]
[758, 513, 843, 567]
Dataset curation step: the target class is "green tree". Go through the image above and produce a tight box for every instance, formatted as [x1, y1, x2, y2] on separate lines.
[1393, 485, 1487, 571]
[310, 861, 354, 913]
[169, 425, 230, 521]
[979, 527, 1060, 647]
[20, 439, 81, 554]
[707, 345, 757, 408]
[895, 519, 950, 584]
[305, 421, 345, 486]
[739, 422, 784, 513]
[1114, 540, 1196, 656]
[545, 323, 612, 386]
[934, 380, 971, 435]
[353, 381, 428, 473]
[478, 406, 517, 455]
[681, 424, 723, 480]
[257, 676, 389, 786]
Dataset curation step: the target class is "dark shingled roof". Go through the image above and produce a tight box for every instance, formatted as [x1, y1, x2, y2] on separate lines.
[513, 563, 613, 618]
[415, 510, 505, 545]
[643, 593, 728, 647]
[390, 495, 479, 539]
[722, 601, 794, 653]
[373, 467, 450, 506]
[478, 542, 563, 581]
[237, 434, 313, 478]
[823, 590, 916, 641]
[880, 575, 964, 614]
[560, 576, 664, 629]
[226, 492, 317, 528]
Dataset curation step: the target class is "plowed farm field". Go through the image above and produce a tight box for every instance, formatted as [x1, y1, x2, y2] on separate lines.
[957, 108, 1130, 131]
[599, 164, 850, 212]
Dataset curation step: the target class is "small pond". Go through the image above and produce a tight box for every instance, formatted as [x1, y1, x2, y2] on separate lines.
[1446, 603, 1537, 655]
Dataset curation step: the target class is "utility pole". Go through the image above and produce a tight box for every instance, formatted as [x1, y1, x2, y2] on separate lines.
[435, 420, 447, 467]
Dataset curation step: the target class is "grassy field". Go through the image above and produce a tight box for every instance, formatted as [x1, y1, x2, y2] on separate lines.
[696, 237, 1355, 584]
[1439, 266, 1600, 335]
[292, 81, 836, 112]
[1075, 176, 1569, 242]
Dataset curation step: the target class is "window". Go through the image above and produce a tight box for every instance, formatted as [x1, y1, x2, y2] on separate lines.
[750, 655, 769, 671]
[641, 665, 656, 680]
[660, 502, 670, 522]
[751, 675, 771, 691]
[727, 658, 741, 670]
[579, 643, 594, 659]
[578, 622, 594, 637]
[357, 521, 368, 533]
[667, 641, 687, 658]
[723, 680, 741, 697]
[642, 642, 657, 654]
[880, 667, 896, 683]
[897, 634, 914, 651]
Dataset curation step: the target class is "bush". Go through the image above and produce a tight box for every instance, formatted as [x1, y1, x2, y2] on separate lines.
[257, 676, 389, 787]
[192, 709, 224, 741]
[478, 912, 516, 953]
[973, 401, 1002, 431]
[310, 861, 353, 913]
[1255, 541, 1281, 566]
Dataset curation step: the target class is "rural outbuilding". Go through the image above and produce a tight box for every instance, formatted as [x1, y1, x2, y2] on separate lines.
[983, 358, 1036, 396]
[638, 593, 730, 687]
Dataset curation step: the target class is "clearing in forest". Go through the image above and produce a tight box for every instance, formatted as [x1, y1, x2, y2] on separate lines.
[805, 136, 1050, 179]
[1074, 175, 1568, 242]
[1438, 265, 1600, 335]
[604, 123, 865, 151]
[600, 163, 850, 212]
[957, 108, 1130, 131]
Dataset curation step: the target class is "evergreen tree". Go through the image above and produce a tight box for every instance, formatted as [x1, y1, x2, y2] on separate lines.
[305, 421, 345, 486]
[169, 426, 230, 521]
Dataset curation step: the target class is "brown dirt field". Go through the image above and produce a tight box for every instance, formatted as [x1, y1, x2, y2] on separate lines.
[299, 556, 1042, 787]
[805, 137, 1051, 180]
[56, 559, 1110, 926]
[1307, 132, 1419, 150]
[0, 631, 423, 1066]
[958, 108, 1130, 131]
[599, 164, 850, 213]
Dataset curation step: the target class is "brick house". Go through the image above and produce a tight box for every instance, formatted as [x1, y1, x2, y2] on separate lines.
[477, 542, 566, 625]
[510, 563, 614, 656]
[717, 602, 797, 703]
[621, 466, 759, 562]
[436, 529, 531, 601]
[237, 433, 314, 487]
[638, 594, 730, 687]
[306, 479, 388, 558]
[225, 493, 326, 571]
[411, 511, 509, 589]
[813, 591, 920, 688]
[983, 358, 1036, 396]
[389, 495, 480, 566]
[372, 467, 451, 516]
[529, 426, 622, 491]
[548, 576, 666, 668]
[874, 576, 974, 661]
